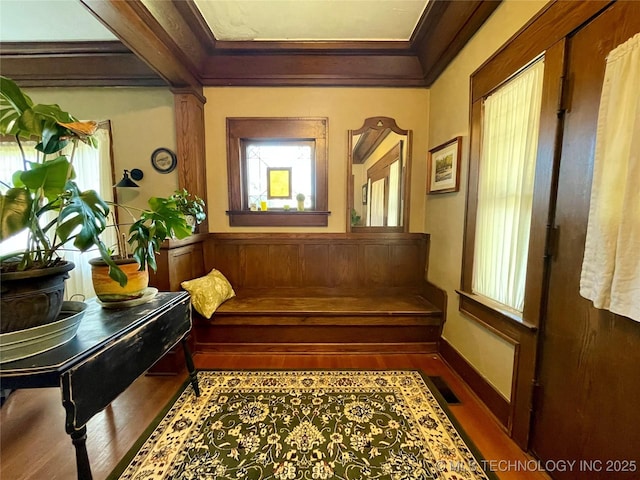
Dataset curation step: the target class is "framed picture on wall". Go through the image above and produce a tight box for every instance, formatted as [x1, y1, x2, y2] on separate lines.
[427, 136, 462, 194]
[362, 183, 368, 205]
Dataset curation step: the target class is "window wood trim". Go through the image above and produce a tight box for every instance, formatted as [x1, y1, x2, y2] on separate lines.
[226, 117, 329, 227]
[461, 42, 566, 332]
[460, 37, 568, 450]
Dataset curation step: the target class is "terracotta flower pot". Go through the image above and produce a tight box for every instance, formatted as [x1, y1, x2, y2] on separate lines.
[89, 257, 148, 302]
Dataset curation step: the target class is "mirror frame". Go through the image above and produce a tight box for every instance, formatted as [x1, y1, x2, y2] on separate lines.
[347, 116, 412, 232]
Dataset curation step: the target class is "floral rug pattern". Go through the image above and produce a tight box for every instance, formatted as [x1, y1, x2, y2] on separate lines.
[115, 371, 492, 480]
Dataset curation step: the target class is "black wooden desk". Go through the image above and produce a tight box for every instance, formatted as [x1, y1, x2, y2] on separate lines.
[0, 291, 200, 480]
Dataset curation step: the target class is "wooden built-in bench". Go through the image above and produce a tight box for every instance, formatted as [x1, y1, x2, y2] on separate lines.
[191, 233, 447, 353]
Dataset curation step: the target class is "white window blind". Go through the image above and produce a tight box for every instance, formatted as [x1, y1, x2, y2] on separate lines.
[472, 59, 545, 312]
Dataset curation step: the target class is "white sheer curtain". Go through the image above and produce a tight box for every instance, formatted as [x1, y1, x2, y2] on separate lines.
[472, 59, 545, 312]
[62, 124, 117, 300]
[369, 178, 385, 226]
[580, 33, 640, 322]
[388, 160, 400, 227]
[0, 123, 116, 300]
[0, 141, 34, 257]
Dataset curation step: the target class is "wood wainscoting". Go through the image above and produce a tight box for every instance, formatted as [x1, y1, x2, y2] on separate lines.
[196, 233, 447, 354]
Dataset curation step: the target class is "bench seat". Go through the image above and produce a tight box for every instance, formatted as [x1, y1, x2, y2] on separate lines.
[216, 294, 441, 319]
[193, 292, 443, 353]
[184, 233, 447, 354]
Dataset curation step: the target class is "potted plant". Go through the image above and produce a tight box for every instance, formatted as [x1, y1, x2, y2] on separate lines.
[89, 195, 192, 303]
[296, 193, 305, 211]
[170, 188, 206, 232]
[0, 76, 191, 329]
[0, 76, 122, 332]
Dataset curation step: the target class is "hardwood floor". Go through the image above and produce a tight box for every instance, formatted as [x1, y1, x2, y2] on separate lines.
[0, 354, 549, 480]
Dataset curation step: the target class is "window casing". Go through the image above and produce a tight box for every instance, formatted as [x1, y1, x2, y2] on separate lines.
[226, 118, 329, 227]
[461, 45, 564, 333]
[471, 59, 545, 313]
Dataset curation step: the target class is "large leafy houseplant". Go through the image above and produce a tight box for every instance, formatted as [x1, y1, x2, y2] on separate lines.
[0, 76, 191, 294]
[0, 76, 121, 274]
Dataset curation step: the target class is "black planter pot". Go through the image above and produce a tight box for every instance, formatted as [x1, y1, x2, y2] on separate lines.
[0, 261, 75, 334]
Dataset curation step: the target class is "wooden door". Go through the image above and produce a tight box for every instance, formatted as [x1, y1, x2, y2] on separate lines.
[530, 3, 640, 478]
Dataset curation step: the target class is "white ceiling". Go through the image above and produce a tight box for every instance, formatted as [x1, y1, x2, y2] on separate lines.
[194, 0, 429, 41]
[0, 0, 429, 43]
[0, 0, 117, 42]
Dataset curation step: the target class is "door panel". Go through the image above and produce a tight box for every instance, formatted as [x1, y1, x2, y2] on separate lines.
[531, 3, 640, 479]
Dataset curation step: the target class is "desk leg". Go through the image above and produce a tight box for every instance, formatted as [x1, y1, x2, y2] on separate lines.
[182, 338, 200, 397]
[70, 426, 93, 480]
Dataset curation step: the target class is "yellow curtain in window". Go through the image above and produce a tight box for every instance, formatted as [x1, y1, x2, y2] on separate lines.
[580, 33, 640, 322]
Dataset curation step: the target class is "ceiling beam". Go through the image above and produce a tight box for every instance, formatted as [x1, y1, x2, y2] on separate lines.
[200, 52, 426, 87]
[0, 42, 164, 87]
[79, 0, 202, 93]
[412, 0, 502, 86]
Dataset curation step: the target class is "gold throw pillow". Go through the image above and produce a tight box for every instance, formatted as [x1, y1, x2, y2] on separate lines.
[181, 269, 235, 319]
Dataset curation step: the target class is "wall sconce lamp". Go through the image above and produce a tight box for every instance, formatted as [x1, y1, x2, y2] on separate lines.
[115, 169, 144, 188]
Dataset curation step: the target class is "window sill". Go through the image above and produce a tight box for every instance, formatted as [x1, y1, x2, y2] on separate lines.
[457, 290, 537, 341]
[226, 210, 330, 227]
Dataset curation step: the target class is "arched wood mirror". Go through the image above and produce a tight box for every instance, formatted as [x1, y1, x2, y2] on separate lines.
[347, 117, 412, 232]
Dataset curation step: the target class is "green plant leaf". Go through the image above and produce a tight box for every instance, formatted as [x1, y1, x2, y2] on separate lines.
[96, 244, 128, 288]
[17, 108, 44, 138]
[127, 196, 190, 273]
[56, 182, 109, 251]
[0, 76, 33, 115]
[20, 156, 71, 202]
[0, 105, 21, 136]
[31, 103, 75, 124]
[0, 187, 31, 240]
[38, 120, 69, 154]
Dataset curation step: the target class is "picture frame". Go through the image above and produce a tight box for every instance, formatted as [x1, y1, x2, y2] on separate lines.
[427, 136, 462, 194]
[362, 183, 368, 205]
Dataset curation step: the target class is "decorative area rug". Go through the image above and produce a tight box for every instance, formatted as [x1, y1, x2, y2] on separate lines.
[110, 370, 495, 479]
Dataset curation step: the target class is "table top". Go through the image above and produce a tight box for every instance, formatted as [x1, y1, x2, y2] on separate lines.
[0, 291, 190, 379]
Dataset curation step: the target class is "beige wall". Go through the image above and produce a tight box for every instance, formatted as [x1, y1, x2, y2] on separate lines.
[203, 87, 429, 233]
[426, 0, 548, 399]
[28, 88, 177, 212]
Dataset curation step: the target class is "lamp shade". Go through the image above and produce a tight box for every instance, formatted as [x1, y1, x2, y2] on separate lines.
[115, 169, 143, 188]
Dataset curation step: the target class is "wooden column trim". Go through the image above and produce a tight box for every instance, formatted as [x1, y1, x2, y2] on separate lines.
[174, 91, 208, 233]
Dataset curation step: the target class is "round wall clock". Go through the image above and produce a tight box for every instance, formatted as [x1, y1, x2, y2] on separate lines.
[150, 147, 177, 173]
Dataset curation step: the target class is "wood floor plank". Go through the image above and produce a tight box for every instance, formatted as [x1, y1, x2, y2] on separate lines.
[0, 354, 549, 480]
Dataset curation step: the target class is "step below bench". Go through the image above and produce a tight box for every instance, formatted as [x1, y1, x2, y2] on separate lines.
[187, 233, 447, 354]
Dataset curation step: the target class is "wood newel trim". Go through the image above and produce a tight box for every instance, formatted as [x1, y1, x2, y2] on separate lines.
[522, 40, 566, 328]
[402, 130, 413, 232]
[174, 91, 208, 233]
[346, 130, 355, 232]
[461, 102, 482, 292]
